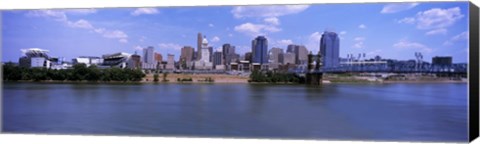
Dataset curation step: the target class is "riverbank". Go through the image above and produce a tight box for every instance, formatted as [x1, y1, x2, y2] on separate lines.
[3, 74, 467, 84]
[142, 73, 249, 83]
[323, 74, 467, 84]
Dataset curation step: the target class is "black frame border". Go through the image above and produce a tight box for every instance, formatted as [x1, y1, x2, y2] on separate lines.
[469, 1, 479, 142]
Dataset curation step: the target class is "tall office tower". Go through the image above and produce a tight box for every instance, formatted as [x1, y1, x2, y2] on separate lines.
[296, 45, 308, 65]
[252, 36, 268, 64]
[287, 45, 295, 53]
[154, 52, 163, 63]
[194, 36, 213, 70]
[245, 52, 252, 63]
[320, 31, 340, 68]
[269, 47, 284, 64]
[197, 32, 203, 60]
[180, 46, 195, 69]
[143, 46, 155, 64]
[222, 43, 236, 65]
[129, 54, 141, 69]
[208, 46, 213, 62]
[269, 47, 284, 69]
[165, 54, 175, 70]
[213, 51, 223, 66]
[286, 44, 308, 65]
[142, 46, 156, 70]
[282, 52, 295, 65]
[180, 46, 194, 64]
[154, 52, 163, 70]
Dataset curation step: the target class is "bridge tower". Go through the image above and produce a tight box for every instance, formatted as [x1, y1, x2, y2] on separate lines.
[306, 51, 323, 85]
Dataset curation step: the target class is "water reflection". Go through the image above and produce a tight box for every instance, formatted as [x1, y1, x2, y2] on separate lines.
[2, 82, 468, 142]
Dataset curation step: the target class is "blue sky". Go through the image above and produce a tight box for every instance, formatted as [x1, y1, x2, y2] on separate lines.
[2, 2, 470, 63]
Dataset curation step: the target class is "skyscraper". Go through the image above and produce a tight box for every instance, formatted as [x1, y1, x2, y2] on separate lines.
[194, 36, 213, 70]
[269, 47, 284, 64]
[197, 32, 203, 60]
[180, 46, 194, 64]
[286, 44, 308, 65]
[154, 52, 162, 63]
[296, 45, 308, 65]
[208, 46, 213, 62]
[213, 51, 223, 66]
[287, 45, 295, 53]
[143, 46, 156, 69]
[180, 46, 194, 69]
[252, 36, 268, 64]
[166, 54, 175, 70]
[143, 46, 155, 64]
[282, 52, 295, 65]
[222, 43, 236, 65]
[269, 47, 284, 70]
[320, 31, 340, 68]
[154, 52, 163, 70]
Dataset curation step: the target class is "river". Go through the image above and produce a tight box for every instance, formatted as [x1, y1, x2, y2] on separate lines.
[2, 82, 468, 142]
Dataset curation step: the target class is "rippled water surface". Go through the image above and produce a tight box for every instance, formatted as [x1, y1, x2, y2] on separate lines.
[2, 82, 468, 142]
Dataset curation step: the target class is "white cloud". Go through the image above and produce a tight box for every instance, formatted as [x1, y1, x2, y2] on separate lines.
[231, 5, 309, 18]
[443, 31, 468, 46]
[26, 10, 68, 22]
[208, 23, 214, 27]
[275, 39, 293, 47]
[397, 17, 416, 24]
[64, 9, 97, 15]
[211, 36, 220, 42]
[415, 7, 463, 29]
[393, 40, 433, 53]
[354, 37, 365, 41]
[305, 32, 322, 52]
[352, 37, 366, 49]
[93, 28, 105, 33]
[133, 45, 144, 51]
[264, 17, 280, 25]
[131, 8, 159, 16]
[381, 3, 419, 14]
[338, 31, 347, 39]
[158, 43, 182, 51]
[367, 49, 383, 56]
[425, 28, 447, 36]
[26, 10, 129, 44]
[234, 22, 281, 37]
[119, 39, 128, 43]
[139, 36, 147, 42]
[228, 33, 233, 37]
[358, 24, 367, 29]
[399, 7, 464, 30]
[102, 30, 128, 39]
[67, 19, 94, 29]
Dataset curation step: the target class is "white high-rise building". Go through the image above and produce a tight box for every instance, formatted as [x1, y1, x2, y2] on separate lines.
[194, 36, 213, 70]
[142, 46, 156, 69]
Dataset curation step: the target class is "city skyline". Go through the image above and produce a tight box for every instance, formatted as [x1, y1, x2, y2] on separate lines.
[2, 2, 469, 63]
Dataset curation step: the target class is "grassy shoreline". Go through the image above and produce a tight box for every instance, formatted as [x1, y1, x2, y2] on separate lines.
[3, 79, 467, 85]
[3, 73, 467, 85]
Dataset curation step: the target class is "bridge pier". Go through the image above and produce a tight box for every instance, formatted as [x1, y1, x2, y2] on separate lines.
[305, 52, 323, 85]
[306, 73, 323, 85]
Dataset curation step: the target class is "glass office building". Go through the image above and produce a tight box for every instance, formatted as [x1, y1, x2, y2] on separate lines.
[320, 31, 340, 68]
[252, 36, 268, 64]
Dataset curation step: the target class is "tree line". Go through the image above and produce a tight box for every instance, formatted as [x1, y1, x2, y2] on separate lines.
[2, 62, 145, 82]
[249, 70, 304, 83]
